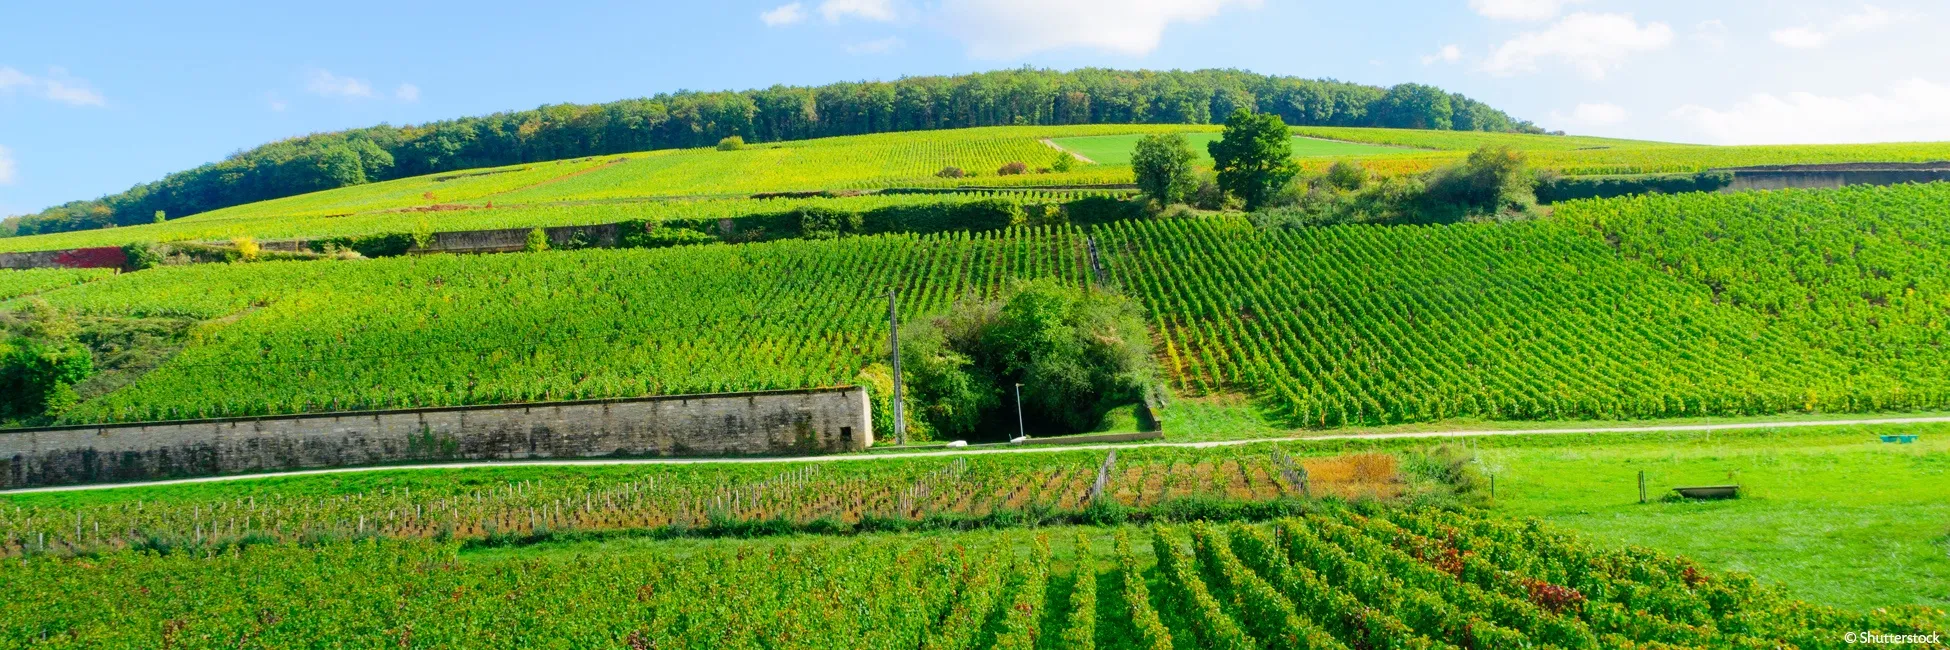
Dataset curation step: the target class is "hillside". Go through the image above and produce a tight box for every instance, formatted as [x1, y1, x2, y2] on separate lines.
[5, 68, 1538, 238]
[5, 182, 1946, 431]
[5, 124, 1949, 255]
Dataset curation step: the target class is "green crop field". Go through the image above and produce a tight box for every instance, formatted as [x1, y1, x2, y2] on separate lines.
[0, 268, 115, 301]
[10, 183, 1949, 431]
[3, 503, 1938, 648]
[1048, 132, 1413, 166]
[4, 124, 1948, 255]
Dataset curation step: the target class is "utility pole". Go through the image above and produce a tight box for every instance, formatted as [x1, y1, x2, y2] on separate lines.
[888, 289, 906, 446]
[1014, 382, 1025, 441]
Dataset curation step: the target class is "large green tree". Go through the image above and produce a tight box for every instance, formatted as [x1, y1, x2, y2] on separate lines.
[1130, 133, 1199, 206]
[1207, 109, 1301, 211]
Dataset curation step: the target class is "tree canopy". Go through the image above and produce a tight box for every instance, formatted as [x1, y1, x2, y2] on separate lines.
[1208, 109, 1303, 211]
[4, 68, 1540, 238]
[1131, 133, 1200, 206]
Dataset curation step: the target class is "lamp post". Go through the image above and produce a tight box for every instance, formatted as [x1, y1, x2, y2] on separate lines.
[1014, 382, 1025, 441]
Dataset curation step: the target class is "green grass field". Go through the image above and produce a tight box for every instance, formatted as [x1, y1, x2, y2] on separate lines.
[1480, 424, 1950, 611]
[1048, 132, 1412, 166]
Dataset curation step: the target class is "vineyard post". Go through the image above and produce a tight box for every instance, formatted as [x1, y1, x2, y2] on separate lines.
[1638, 470, 1647, 504]
[1014, 382, 1026, 440]
[888, 288, 907, 446]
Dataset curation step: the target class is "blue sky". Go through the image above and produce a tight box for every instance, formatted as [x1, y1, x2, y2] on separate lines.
[3, 0, 1947, 216]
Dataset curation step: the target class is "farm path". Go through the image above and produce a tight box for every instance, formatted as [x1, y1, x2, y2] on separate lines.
[1040, 138, 1095, 164]
[7, 414, 1944, 494]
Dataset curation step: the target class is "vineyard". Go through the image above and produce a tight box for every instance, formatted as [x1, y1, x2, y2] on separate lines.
[6, 123, 1950, 256]
[14, 182, 1950, 428]
[0, 268, 114, 302]
[0, 446, 1406, 557]
[1097, 215, 1950, 425]
[1, 506, 1939, 648]
[1554, 182, 1950, 367]
[34, 227, 1090, 423]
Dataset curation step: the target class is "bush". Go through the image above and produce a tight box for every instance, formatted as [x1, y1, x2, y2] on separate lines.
[1535, 171, 1732, 203]
[524, 227, 550, 252]
[231, 237, 261, 262]
[796, 206, 864, 239]
[936, 166, 966, 179]
[618, 221, 719, 249]
[716, 135, 745, 151]
[309, 233, 415, 258]
[121, 243, 165, 271]
[997, 161, 1028, 176]
[899, 280, 1156, 439]
[1191, 174, 1230, 210]
[1051, 151, 1077, 173]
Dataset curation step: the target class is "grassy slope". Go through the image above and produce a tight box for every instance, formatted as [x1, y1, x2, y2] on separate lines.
[9, 123, 1948, 255]
[1050, 133, 1411, 165]
[1482, 424, 1950, 610]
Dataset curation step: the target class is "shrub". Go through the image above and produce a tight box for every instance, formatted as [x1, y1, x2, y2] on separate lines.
[716, 135, 745, 151]
[936, 166, 966, 179]
[524, 227, 550, 252]
[232, 237, 261, 262]
[618, 221, 719, 249]
[899, 280, 1156, 439]
[997, 161, 1028, 176]
[1051, 151, 1078, 173]
[796, 206, 864, 239]
[121, 243, 166, 271]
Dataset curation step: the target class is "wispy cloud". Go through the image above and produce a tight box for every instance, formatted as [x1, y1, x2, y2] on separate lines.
[1482, 13, 1674, 80]
[1469, 0, 1585, 22]
[1551, 102, 1629, 128]
[1770, 4, 1892, 49]
[760, 3, 807, 26]
[304, 69, 374, 99]
[1672, 78, 1950, 145]
[395, 83, 421, 102]
[1421, 44, 1462, 65]
[0, 66, 106, 107]
[0, 145, 17, 185]
[821, 0, 895, 22]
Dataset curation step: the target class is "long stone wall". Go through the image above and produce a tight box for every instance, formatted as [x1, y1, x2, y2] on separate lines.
[1724, 164, 1950, 192]
[0, 387, 872, 489]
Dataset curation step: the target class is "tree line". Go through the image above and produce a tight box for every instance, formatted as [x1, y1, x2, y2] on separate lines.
[4, 67, 1541, 238]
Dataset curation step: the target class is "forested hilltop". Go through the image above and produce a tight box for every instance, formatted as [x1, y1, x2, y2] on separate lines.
[5, 68, 1536, 237]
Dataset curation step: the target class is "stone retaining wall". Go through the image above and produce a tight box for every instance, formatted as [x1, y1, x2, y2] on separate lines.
[1, 387, 872, 489]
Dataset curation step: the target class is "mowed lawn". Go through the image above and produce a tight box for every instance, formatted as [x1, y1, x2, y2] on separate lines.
[1478, 424, 1950, 611]
[1050, 132, 1412, 165]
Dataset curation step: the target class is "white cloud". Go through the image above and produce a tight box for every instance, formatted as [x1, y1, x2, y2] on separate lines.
[1768, 27, 1827, 49]
[0, 67, 31, 92]
[1469, 0, 1585, 21]
[1481, 13, 1674, 80]
[1770, 5, 1893, 50]
[0, 66, 106, 107]
[395, 83, 421, 102]
[1551, 102, 1629, 128]
[1692, 19, 1727, 49]
[940, 0, 1260, 58]
[304, 69, 374, 99]
[267, 93, 288, 112]
[760, 3, 807, 26]
[820, 0, 895, 22]
[1671, 78, 1950, 145]
[1420, 44, 1462, 65]
[844, 37, 904, 54]
[0, 145, 15, 185]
